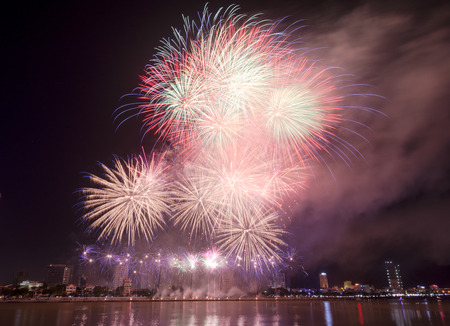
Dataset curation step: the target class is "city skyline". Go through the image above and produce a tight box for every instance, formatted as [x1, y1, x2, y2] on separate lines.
[11, 256, 433, 294]
[1, 0, 449, 289]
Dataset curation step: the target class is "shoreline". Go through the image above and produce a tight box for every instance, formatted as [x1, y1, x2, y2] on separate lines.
[1, 295, 446, 304]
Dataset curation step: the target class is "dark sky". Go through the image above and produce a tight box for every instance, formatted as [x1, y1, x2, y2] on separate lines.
[1, 0, 449, 288]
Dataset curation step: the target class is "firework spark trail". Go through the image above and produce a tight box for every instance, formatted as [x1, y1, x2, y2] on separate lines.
[80, 153, 171, 245]
[215, 207, 287, 270]
[171, 163, 221, 239]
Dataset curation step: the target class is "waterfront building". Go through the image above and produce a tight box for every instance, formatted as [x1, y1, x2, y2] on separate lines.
[113, 271, 122, 291]
[220, 269, 234, 293]
[79, 274, 88, 288]
[356, 284, 372, 293]
[319, 273, 329, 289]
[19, 280, 43, 291]
[65, 284, 77, 294]
[271, 272, 286, 289]
[123, 278, 132, 296]
[13, 269, 28, 285]
[343, 281, 355, 290]
[85, 284, 95, 293]
[46, 264, 72, 286]
[113, 263, 128, 291]
[385, 260, 403, 289]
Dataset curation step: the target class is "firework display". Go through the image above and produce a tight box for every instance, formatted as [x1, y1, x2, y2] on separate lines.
[80, 153, 171, 245]
[77, 243, 303, 296]
[80, 5, 373, 276]
[136, 6, 349, 163]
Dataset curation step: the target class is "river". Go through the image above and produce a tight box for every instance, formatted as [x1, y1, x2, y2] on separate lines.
[1, 298, 448, 325]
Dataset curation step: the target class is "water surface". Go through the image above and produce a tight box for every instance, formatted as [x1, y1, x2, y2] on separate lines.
[2, 299, 448, 326]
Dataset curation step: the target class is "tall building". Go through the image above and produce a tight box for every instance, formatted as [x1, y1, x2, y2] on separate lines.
[13, 269, 28, 285]
[123, 278, 132, 296]
[385, 260, 403, 289]
[113, 263, 128, 290]
[220, 269, 234, 293]
[270, 271, 286, 289]
[319, 273, 329, 289]
[46, 264, 71, 286]
[79, 274, 88, 288]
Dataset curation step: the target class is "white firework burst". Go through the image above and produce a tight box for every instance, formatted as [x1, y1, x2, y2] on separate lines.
[80, 153, 171, 245]
[215, 206, 286, 270]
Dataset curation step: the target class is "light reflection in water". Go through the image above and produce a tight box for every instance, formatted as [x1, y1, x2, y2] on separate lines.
[400, 299, 407, 324]
[128, 302, 140, 326]
[390, 302, 407, 326]
[437, 300, 446, 325]
[237, 314, 246, 326]
[415, 308, 422, 320]
[204, 315, 220, 326]
[357, 302, 364, 325]
[14, 308, 22, 326]
[323, 301, 333, 326]
[2, 299, 450, 326]
[186, 314, 196, 326]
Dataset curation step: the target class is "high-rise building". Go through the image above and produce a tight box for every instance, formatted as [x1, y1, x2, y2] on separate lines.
[385, 260, 403, 289]
[46, 264, 71, 286]
[13, 269, 28, 285]
[270, 271, 286, 289]
[113, 263, 128, 290]
[79, 274, 88, 288]
[319, 273, 329, 289]
[123, 278, 132, 296]
[220, 269, 234, 293]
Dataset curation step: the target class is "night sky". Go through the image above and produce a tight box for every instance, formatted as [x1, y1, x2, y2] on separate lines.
[1, 0, 449, 288]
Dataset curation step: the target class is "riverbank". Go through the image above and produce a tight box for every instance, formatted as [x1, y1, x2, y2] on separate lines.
[1, 295, 447, 303]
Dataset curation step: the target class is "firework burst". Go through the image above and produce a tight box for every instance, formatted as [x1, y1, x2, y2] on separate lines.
[80, 152, 171, 245]
[172, 146, 302, 240]
[80, 5, 380, 275]
[133, 5, 355, 164]
[215, 207, 287, 270]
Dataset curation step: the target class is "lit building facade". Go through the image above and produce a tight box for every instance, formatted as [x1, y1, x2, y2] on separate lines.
[19, 280, 43, 290]
[65, 284, 77, 294]
[319, 273, 329, 289]
[385, 260, 403, 289]
[343, 281, 354, 289]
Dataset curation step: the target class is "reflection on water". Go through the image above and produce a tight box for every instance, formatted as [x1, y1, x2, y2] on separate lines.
[357, 302, 364, 325]
[1, 299, 448, 326]
[323, 301, 333, 326]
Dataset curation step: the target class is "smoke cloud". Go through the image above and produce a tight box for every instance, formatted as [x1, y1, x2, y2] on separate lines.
[288, 3, 450, 281]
